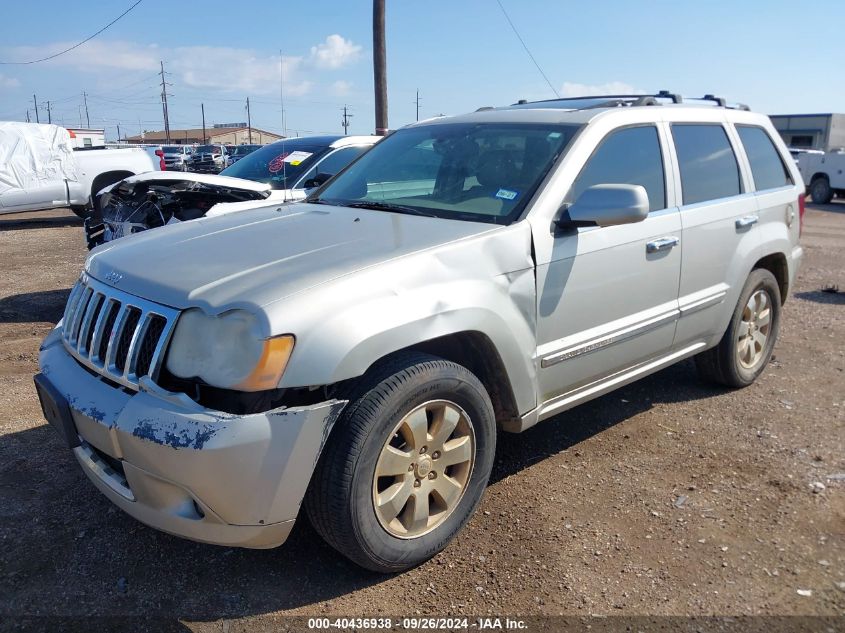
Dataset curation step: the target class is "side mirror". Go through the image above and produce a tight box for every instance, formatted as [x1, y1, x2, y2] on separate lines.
[303, 172, 333, 190]
[557, 184, 649, 229]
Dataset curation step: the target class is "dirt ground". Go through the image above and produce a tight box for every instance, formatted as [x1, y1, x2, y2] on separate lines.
[0, 204, 843, 629]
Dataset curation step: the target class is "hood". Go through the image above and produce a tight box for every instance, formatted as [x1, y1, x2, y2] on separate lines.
[85, 203, 496, 313]
[118, 171, 272, 194]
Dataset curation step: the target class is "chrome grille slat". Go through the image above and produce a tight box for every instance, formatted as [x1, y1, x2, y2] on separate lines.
[77, 293, 103, 356]
[105, 305, 131, 372]
[62, 282, 84, 326]
[67, 287, 93, 346]
[60, 275, 180, 391]
[124, 312, 152, 381]
[90, 299, 117, 366]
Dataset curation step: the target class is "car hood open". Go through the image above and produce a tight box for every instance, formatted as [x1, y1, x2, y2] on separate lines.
[85, 202, 496, 313]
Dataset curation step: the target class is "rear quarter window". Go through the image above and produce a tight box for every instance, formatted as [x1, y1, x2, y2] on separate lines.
[672, 124, 742, 205]
[736, 125, 793, 191]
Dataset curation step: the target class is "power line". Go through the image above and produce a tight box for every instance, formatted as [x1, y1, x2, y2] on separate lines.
[0, 0, 144, 65]
[493, 0, 559, 98]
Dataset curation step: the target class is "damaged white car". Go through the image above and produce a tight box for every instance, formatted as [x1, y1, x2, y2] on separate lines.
[85, 135, 379, 248]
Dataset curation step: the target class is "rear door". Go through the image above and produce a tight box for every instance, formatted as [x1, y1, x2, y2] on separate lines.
[669, 121, 760, 348]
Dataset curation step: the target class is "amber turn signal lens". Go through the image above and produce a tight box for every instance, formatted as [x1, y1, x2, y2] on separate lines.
[234, 335, 295, 391]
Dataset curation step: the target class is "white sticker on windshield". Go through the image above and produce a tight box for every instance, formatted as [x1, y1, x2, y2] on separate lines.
[284, 151, 313, 166]
[495, 188, 519, 201]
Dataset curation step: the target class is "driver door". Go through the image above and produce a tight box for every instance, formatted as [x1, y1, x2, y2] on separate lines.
[531, 124, 682, 417]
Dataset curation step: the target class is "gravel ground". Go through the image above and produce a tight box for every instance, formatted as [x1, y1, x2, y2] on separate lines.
[0, 205, 842, 629]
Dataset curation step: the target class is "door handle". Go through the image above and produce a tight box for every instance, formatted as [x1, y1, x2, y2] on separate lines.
[735, 215, 759, 229]
[646, 236, 680, 253]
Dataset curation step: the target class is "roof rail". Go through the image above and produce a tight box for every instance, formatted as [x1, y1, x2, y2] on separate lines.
[511, 91, 751, 111]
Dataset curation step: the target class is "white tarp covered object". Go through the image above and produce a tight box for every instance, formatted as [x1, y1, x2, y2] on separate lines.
[0, 122, 78, 195]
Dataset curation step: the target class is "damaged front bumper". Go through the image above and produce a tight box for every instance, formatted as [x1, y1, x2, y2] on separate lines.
[37, 326, 346, 549]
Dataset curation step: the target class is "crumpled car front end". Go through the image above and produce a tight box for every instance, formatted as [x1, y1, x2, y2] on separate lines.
[85, 174, 271, 249]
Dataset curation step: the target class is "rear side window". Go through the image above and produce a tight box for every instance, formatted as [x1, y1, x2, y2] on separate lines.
[672, 124, 742, 205]
[736, 125, 792, 191]
[570, 125, 666, 212]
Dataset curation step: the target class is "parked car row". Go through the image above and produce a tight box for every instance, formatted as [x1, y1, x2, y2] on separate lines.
[33, 92, 805, 573]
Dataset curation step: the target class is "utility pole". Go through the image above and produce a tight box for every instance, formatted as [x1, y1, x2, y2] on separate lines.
[33, 95, 39, 123]
[83, 91, 90, 128]
[415, 89, 420, 121]
[279, 49, 287, 137]
[159, 60, 171, 143]
[46, 100, 52, 124]
[246, 97, 252, 144]
[341, 105, 353, 135]
[26, 109, 30, 122]
[373, 0, 388, 135]
[117, 123, 121, 143]
[201, 103, 207, 143]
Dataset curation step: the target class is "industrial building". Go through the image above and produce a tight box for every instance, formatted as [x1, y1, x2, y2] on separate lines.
[125, 126, 283, 146]
[769, 113, 845, 151]
[66, 128, 105, 148]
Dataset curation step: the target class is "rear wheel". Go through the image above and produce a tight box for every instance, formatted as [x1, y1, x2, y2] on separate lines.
[305, 352, 496, 572]
[69, 205, 91, 220]
[810, 176, 833, 204]
[695, 268, 781, 388]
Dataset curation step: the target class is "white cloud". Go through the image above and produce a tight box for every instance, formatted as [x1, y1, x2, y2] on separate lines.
[330, 80, 352, 96]
[171, 47, 310, 95]
[559, 81, 642, 97]
[0, 73, 20, 89]
[5, 41, 159, 71]
[1, 35, 363, 97]
[309, 35, 363, 70]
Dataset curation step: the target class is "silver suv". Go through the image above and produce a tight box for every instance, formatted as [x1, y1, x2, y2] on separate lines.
[35, 92, 804, 572]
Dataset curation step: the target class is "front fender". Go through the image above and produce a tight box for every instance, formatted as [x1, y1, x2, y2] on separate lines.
[273, 223, 538, 415]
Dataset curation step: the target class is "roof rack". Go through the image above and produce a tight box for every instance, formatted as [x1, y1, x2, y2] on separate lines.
[511, 91, 750, 111]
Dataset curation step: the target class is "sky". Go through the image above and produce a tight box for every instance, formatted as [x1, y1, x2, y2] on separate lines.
[0, 0, 842, 141]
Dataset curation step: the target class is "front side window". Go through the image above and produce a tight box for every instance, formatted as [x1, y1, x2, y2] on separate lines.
[569, 125, 666, 212]
[736, 125, 792, 191]
[312, 123, 580, 224]
[672, 124, 742, 205]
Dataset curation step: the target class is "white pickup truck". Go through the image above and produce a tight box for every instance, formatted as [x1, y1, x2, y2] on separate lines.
[797, 150, 845, 203]
[0, 122, 156, 218]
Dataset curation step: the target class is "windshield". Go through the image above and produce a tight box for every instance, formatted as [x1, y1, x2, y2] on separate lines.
[196, 145, 222, 154]
[162, 146, 182, 153]
[311, 123, 580, 224]
[233, 145, 260, 155]
[220, 140, 331, 189]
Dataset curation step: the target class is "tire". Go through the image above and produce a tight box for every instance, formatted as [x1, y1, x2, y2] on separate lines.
[695, 268, 781, 388]
[305, 352, 496, 573]
[810, 176, 833, 204]
[70, 205, 91, 220]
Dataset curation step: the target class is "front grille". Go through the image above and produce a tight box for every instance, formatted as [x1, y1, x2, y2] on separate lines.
[61, 275, 180, 390]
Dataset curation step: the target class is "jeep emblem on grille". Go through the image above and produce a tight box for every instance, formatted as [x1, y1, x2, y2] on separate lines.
[105, 271, 123, 285]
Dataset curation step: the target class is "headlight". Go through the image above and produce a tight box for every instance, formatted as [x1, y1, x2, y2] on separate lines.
[165, 309, 294, 391]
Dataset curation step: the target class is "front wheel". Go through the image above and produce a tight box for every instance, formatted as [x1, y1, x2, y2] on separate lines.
[695, 268, 781, 387]
[305, 352, 496, 572]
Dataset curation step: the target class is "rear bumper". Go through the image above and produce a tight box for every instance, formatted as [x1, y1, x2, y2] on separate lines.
[37, 326, 346, 549]
[789, 244, 804, 297]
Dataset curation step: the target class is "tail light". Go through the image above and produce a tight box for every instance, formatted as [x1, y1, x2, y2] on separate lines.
[155, 148, 166, 171]
[798, 194, 805, 237]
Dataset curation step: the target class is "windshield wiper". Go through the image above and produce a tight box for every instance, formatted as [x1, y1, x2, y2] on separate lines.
[340, 201, 438, 218]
